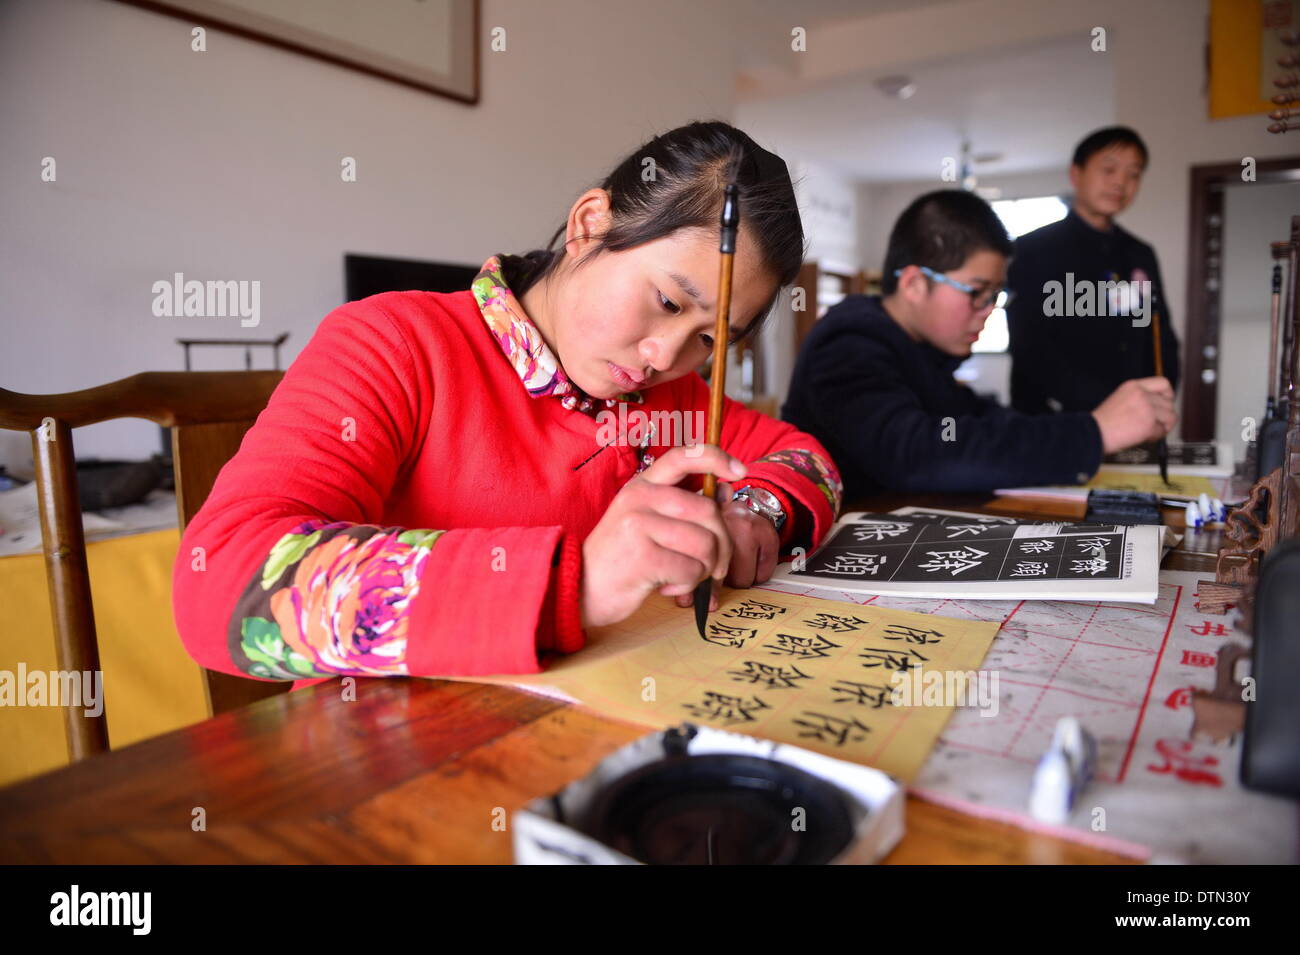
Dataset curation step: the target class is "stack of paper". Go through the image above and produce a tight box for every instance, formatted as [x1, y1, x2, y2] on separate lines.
[1102, 440, 1234, 477]
[995, 469, 1227, 502]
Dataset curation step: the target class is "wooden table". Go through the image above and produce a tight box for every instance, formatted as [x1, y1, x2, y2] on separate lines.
[0, 495, 1224, 864]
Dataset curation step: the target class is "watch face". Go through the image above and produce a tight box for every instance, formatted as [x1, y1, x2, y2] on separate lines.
[746, 488, 780, 511]
[736, 487, 784, 528]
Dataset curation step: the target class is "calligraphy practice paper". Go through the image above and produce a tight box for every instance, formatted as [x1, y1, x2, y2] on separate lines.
[482, 589, 1000, 783]
[760, 569, 1296, 863]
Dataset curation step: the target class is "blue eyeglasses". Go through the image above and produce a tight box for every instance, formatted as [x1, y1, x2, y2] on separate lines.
[894, 266, 1014, 310]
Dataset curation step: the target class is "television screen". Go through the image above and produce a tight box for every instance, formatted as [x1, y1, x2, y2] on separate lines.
[344, 253, 480, 302]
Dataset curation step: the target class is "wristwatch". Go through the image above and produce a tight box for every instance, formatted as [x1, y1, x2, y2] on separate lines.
[731, 486, 786, 531]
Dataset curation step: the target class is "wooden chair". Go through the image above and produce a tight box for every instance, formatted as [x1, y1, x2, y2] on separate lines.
[0, 371, 291, 762]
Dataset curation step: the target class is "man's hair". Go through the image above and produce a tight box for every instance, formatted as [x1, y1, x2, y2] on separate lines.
[880, 189, 1012, 296]
[1071, 125, 1149, 170]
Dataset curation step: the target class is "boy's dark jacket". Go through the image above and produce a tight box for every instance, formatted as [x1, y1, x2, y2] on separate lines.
[781, 294, 1103, 499]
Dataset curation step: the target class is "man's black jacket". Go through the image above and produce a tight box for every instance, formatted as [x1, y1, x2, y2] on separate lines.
[1006, 208, 1180, 414]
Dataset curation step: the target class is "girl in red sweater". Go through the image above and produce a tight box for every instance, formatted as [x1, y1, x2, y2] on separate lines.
[172, 121, 842, 681]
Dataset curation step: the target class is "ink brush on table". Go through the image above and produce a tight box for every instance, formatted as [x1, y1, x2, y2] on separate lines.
[693, 180, 740, 637]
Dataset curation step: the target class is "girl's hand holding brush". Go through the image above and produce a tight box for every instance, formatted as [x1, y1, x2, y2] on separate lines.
[579, 445, 746, 629]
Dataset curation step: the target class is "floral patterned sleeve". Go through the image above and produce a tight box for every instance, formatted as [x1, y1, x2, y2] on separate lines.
[227, 522, 445, 679]
[745, 448, 843, 521]
[217, 516, 588, 681]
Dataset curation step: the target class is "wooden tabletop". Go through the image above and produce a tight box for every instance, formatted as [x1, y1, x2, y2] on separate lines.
[0, 494, 1225, 864]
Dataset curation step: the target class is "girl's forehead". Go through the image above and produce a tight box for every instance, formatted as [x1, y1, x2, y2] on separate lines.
[625, 229, 775, 285]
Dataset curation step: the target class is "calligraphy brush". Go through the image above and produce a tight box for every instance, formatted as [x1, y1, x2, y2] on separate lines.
[1151, 307, 1170, 486]
[693, 181, 740, 637]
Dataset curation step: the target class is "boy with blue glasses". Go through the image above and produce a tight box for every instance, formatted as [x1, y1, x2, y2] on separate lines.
[782, 190, 1174, 497]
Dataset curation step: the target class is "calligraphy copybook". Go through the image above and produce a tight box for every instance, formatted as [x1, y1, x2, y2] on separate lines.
[459, 588, 1000, 783]
[769, 507, 1165, 604]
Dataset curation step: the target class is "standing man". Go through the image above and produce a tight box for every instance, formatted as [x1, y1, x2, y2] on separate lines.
[1007, 126, 1180, 415]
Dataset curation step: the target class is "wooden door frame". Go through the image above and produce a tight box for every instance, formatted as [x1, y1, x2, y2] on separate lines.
[1183, 156, 1300, 439]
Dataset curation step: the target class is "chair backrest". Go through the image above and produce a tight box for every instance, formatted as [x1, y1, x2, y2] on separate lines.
[0, 371, 289, 761]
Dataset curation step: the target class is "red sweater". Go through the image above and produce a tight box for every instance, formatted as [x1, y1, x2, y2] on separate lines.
[173, 256, 843, 681]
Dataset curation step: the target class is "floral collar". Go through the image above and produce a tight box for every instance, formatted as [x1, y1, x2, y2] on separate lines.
[471, 255, 643, 412]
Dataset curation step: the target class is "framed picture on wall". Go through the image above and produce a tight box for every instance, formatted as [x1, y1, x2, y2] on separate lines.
[114, 0, 480, 104]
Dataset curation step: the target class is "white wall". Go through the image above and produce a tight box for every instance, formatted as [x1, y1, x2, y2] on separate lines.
[794, 159, 861, 271]
[752, 158, 861, 409]
[0, 0, 756, 469]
